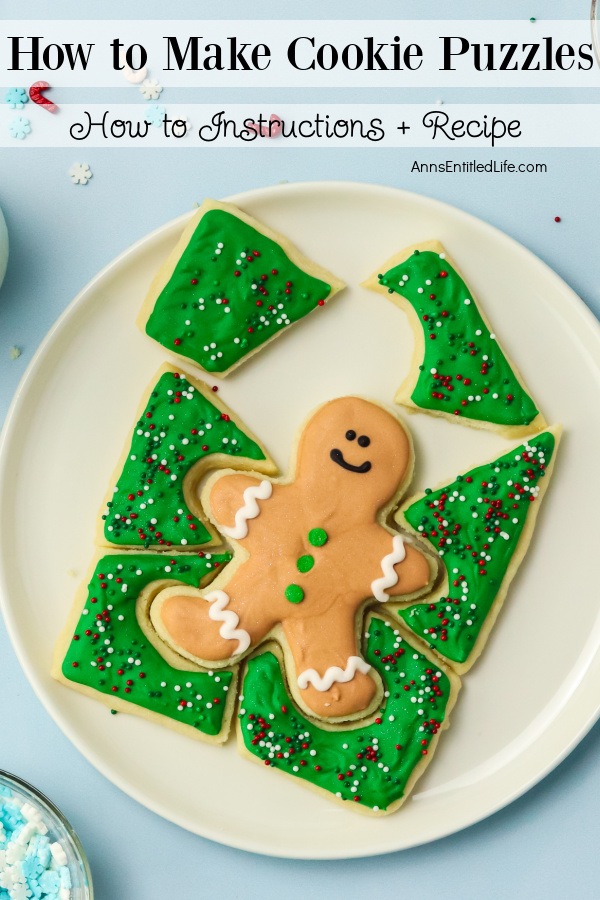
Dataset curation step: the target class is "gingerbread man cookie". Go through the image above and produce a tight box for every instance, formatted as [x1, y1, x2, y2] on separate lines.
[150, 397, 435, 721]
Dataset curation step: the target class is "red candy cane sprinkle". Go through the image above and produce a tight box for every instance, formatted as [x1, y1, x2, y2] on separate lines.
[29, 81, 58, 113]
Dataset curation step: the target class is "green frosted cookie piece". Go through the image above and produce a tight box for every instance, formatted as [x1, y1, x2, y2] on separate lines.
[144, 207, 335, 373]
[62, 552, 234, 737]
[379, 248, 540, 427]
[398, 431, 556, 665]
[102, 369, 267, 549]
[239, 616, 455, 812]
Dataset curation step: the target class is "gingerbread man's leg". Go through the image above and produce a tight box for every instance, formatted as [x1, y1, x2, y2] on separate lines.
[282, 611, 378, 720]
[150, 571, 277, 667]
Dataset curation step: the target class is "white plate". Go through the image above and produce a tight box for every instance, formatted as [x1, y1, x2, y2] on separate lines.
[1, 182, 599, 859]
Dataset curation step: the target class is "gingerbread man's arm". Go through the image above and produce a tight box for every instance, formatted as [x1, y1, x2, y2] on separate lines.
[370, 530, 435, 601]
[205, 472, 272, 539]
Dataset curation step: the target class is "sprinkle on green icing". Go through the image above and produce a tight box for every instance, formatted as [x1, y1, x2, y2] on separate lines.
[284, 584, 305, 604]
[62, 553, 234, 737]
[308, 528, 328, 547]
[239, 617, 453, 811]
[102, 371, 266, 548]
[379, 249, 539, 426]
[296, 554, 314, 573]
[145, 209, 333, 373]
[398, 431, 556, 664]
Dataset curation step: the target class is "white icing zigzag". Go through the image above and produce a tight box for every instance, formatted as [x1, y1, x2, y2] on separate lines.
[370, 534, 406, 602]
[219, 479, 272, 540]
[297, 656, 372, 692]
[204, 590, 251, 655]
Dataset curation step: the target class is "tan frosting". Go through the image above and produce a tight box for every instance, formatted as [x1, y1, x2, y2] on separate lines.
[151, 397, 433, 719]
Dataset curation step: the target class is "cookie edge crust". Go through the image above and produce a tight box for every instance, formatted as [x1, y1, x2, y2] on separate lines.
[392, 423, 562, 675]
[95, 362, 278, 552]
[51, 550, 239, 745]
[362, 239, 547, 438]
[136, 198, 347, 377]
[234, 612, 461, 816]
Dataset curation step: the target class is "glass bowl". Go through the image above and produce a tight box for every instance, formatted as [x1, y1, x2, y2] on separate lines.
[0, 770, 93, 898]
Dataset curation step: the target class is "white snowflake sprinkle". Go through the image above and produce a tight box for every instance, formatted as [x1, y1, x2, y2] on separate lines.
[139, 79, 163, 100]
[69, 162, 93, 185]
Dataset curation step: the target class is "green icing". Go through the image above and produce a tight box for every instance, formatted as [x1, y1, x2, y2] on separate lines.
[102, 370, 266, 548]
[145, 208, 333, 373]
[239, 616, 453, 812]
[297, 554, 314, 573]
[398, 431, 555, 665]
[62, 552, 234, 737]
[308, 528, 328, 547]
[284, 584, 305, 604]
[379, 249, 539, 426]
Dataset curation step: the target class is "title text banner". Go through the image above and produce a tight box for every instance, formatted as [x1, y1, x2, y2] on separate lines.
[0, 20, 599, 88]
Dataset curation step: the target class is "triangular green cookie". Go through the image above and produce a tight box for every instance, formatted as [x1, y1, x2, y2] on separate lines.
[99, 366, 276, 550]
[396, 428, 560, 672]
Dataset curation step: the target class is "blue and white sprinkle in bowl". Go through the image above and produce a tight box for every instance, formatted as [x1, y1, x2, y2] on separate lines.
[0, 770, 93, 899]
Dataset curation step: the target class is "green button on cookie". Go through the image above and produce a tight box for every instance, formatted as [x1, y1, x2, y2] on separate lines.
[285, 584, 305, 604]
[308, 528, 328, 547]
[296, 554, 314, 573]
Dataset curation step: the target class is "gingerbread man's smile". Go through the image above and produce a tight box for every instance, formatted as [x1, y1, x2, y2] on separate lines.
[329, 428, 372, 473]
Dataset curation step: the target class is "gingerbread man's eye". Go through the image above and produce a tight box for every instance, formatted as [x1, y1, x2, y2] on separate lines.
[345, 430, 356, 441]
[357, 435, 371, 448]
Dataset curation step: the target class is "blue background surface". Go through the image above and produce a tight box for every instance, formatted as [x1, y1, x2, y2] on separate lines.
[1, 2, 599, 898]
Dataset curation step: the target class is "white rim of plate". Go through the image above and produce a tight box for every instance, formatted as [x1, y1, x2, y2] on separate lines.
[0, 181, 599, 858]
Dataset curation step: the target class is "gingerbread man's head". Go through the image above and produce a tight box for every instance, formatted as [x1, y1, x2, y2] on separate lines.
[295, 397, 411, 511]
